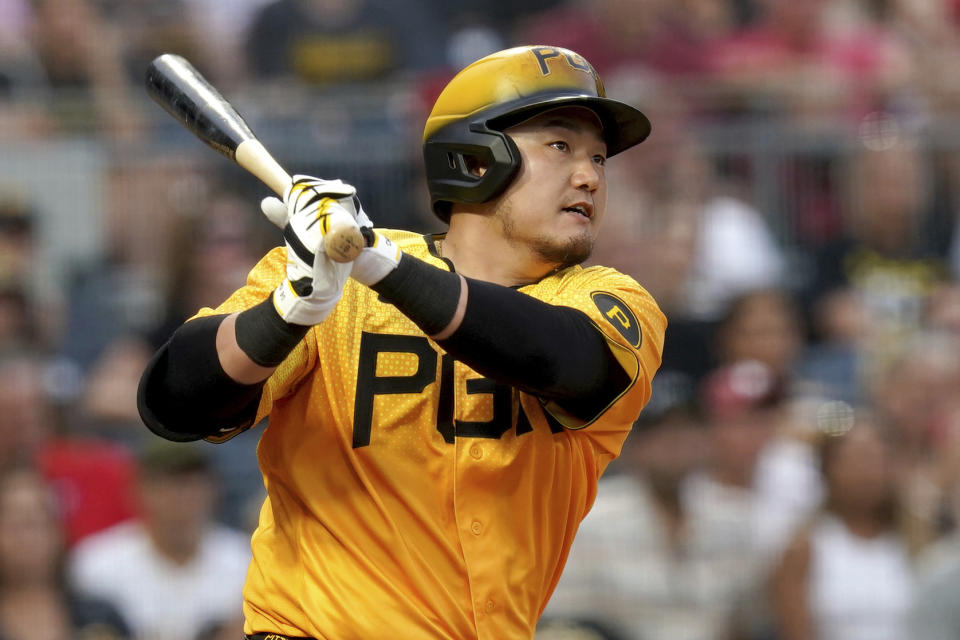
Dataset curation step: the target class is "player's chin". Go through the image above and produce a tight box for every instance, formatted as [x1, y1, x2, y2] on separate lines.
[536, 232, 594, 269]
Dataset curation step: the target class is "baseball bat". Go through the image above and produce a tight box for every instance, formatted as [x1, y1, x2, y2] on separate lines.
[145, 53, 365, 263]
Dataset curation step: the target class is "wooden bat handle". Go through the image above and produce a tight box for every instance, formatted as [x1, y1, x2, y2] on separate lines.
[235, 139, 292, 197]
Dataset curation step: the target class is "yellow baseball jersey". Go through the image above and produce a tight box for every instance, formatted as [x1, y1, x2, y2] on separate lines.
[196, 230, 666, 640]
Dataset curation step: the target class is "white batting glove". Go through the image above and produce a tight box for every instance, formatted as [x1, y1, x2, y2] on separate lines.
[260, 175, 357, 325]
[346, 196, 401, 286]
[352, 227, 402, 286]
[260, 175, 359, 226]
[261, 175, 402, 288]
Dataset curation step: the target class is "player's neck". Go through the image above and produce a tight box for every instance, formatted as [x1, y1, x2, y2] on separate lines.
[443, 214, 558, 286]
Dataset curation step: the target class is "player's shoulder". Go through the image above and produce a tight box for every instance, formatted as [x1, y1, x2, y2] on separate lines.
[532, 263, 658, 307]
[563, 264, 646, 292]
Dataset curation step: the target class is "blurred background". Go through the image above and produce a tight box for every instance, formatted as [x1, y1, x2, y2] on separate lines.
[1, 0, 960, 639]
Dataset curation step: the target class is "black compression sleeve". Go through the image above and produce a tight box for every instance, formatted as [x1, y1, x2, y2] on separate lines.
[372, 255, 629, 419]
[234, 298, 310, 367]
[442, 278, 630, 418]
[137, 315, 264, 441]
[371, 254, 461, 335]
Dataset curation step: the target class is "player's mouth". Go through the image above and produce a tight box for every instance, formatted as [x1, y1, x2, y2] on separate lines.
[561, 202, 593, 220]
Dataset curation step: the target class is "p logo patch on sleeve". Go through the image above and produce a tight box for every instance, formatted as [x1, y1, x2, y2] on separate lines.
[591, 292, 642, 348]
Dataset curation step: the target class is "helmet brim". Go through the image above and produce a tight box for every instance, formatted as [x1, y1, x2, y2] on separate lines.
[485, 93, 651, 157]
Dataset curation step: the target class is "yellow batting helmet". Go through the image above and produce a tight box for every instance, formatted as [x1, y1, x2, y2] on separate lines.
[423, 45, 651, 221]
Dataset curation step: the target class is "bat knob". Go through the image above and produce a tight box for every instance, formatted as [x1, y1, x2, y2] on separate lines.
[325, 220, 366, 263]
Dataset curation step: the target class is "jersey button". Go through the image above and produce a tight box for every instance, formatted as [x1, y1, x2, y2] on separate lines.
[470, 445, 483, 459]
[470, 520, 483, 536]
[485, 599, 496, 612]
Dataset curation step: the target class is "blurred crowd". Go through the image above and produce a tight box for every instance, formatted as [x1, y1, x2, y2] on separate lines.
[1, 0, 960, 639]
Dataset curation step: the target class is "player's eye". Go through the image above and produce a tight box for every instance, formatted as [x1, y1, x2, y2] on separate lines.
[593, 154, 607, 167]
[549, 141, 569, 152]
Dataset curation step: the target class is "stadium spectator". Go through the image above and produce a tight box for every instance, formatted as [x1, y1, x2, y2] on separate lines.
[96, 0, 207, 86]
[924, 281, 960, 339]
[0, 284, 31, 350]
[0, 0, 50, 136]
[244, 0, 447, 83]
[0, 195, 34, 286]
[910, 406, 960, 640]
[0, 464, 131, 640]
[518, 0, 734, 78]
[707, 0, 911, 121]
[57, 155, 217, 378]
[911, 526, 960, 640]
[711, 289, 804, 384]
[0, 196, 40, 349]
[803, 141, 948, 335]
[68, 438, 250, 640]
[886, 0, 960, 119]
[596, 92, 787, 323]
[589, 87, 788, 386]
[76, 188, 266, 528]
[544, 370, 770, 640]
[427, 0, 562, 71]
[179, 0, 275, 85]
[795, 286, 869, 405]
[770, 414, 914, 640]
[536, 617, 632, 640]
[20, 0, 143, 138]
[0, 351, 138, 547]
[691, 359, 794, 638]
[708, 304, 826, 566]
[79, 189, 264, 429]
[869, 332, 960, 554]
[699, 360, 787, 498]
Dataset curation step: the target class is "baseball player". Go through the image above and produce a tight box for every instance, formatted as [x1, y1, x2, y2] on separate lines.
[138, 45, 666, 639]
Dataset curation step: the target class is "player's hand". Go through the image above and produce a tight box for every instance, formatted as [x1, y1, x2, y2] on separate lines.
[352, 227, 402, 286]
[261, 175, 401, 287]
[259, 175, 359, 229]
[261, 176, 356, 325]
[348, 199, 401, 286]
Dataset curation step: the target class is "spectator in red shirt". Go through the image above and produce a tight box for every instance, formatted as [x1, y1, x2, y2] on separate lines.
[707, 0, 911, 120]
[518, 0, 735, 78]
[0, 351, 136, 547]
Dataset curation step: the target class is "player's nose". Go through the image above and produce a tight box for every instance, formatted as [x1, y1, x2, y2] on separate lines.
[571, 154, 602, 193]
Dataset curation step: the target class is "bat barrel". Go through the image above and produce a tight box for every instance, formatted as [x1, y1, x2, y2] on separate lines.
[145, 54, 256, 160]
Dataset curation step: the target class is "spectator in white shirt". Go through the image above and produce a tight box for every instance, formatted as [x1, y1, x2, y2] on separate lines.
[544, 368, 774, 640]
[68, 438, 250, 640]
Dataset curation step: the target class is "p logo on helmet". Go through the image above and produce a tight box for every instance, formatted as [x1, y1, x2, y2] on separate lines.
[529, 46, 593, 77]
[422, 45, 651, 222]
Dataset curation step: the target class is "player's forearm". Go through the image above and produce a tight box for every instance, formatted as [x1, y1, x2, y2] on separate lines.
[217, 313, 279, 384]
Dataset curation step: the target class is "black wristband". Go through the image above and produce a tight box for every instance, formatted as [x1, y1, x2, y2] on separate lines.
[371, 254, 461, 336]
[234, 298, 311, 367]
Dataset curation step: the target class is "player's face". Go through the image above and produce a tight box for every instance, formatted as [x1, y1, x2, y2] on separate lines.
[494, 107, 608, 269]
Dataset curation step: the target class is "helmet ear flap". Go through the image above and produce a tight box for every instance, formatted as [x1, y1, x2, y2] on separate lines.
[423, 125, 522, 222]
